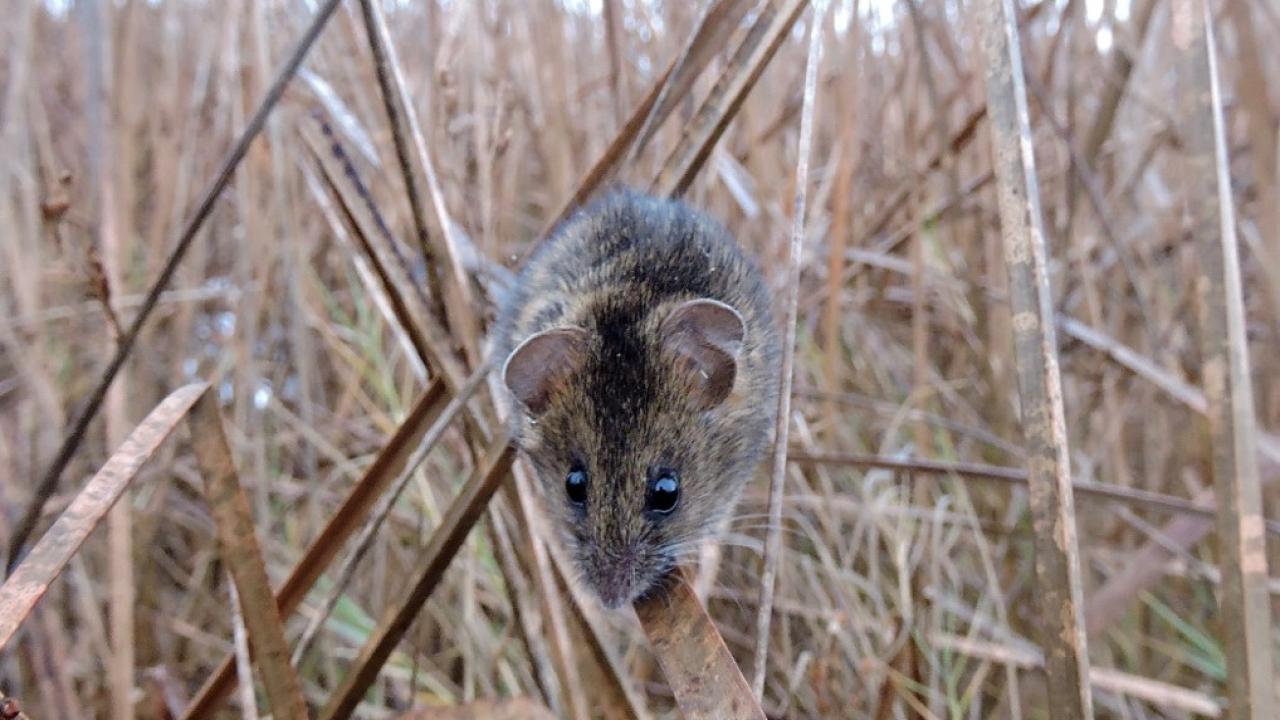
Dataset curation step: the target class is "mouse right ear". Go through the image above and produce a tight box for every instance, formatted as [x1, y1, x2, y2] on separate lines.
[503, 326, 590, 415]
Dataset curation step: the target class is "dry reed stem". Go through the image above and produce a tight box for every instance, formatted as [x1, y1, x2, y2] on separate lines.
[80, 1, 135, 716]
[1225, 0, 1279, 263]
[1174, 0, 1277, 715]
[930, 633, 1223, 716]
[485, 509, 561, 712]
[0, 384, 206, 651]
[317, 436, 515, 720]
[187, 392, 307, 720]
[359, 0, 483, 366]
[634, 569, 765, 720]
[626, 0, 756, 165]
[977, 0, 1092, 715]
[178, 379, 449, 718]
[651, 0, 809, 198]
[503, 466, 592, 720]
[301, 120, 458, 384]
[751, 0, 823, 700]
[537, 0, 749, 243]
[787, 450, 1280, 533]
[1078, 0, 1157, 181]
[290, 363, 490, 668]
[356, 0, 449, 329]
[391, 697, 556, 720]
[4, 0, 346, 574]
[302, 160, 431, 381]
[603, 0, 630, 126]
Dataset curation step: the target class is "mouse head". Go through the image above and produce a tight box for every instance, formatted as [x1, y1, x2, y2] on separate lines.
[503, 297, 752, 608]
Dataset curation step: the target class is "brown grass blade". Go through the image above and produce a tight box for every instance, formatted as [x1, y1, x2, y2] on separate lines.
[358, 0, 483, 365]
[0, 383, 207, 652]
[751, 0, 823, 700]
[392, 697, 556, 720]
[179, 380, 449, 718]
[187, 393, 307, 720]
[1085, 504, 1215, 634]
[290, 364, 489, 668]
[627, 0, 756, 163]
[650, 0, 809, 197]
[1079, 0, 1157, 172]
[535, 62, 674, 243]
[977, 0, 1093, 715]
[501, 467, 592, 720]
[82, 0, 136, 716]
[1058, 316, 1280, 475]
[300, 119, 464, 389]
[536, 0, 751, 243]
[786, 451, 1280, 533]
[5, 0, 345, 572]
[1174, 0, 1277, 714]
[634, 568, 765, 720]
[930, 634, 1223, 717]
[317, 435, 516, 720]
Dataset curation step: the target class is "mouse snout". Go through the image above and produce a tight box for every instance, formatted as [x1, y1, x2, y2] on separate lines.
[586, 547, 643, 609]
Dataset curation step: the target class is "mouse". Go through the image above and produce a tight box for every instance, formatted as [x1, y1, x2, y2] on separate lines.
[491, 189, 781, 608]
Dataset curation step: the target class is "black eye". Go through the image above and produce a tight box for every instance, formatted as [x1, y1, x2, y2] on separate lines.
[647, 471, 680, 515]
[565, 467, 588, 506]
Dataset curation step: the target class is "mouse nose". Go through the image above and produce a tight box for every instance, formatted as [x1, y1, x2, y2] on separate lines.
[591, 552, 638, 609]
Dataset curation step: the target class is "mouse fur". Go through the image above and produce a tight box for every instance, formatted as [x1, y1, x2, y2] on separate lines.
[491, 189, 780, 608]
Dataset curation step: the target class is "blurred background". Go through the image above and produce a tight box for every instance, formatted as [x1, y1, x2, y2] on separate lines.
[1, 0, 1278, 717]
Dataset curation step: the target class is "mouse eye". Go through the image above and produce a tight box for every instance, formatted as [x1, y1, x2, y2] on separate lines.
[565, 467, 588, 506]
[646, 471, 680, 515]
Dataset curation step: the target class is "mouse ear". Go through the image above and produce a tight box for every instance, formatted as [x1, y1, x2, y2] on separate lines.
[503, 326, 590, 415]
[659, 298, 745, 409]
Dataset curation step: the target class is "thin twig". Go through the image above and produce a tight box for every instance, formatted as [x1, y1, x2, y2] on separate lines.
[786, 450, 1280, 535]
[751, 2, 824, 700]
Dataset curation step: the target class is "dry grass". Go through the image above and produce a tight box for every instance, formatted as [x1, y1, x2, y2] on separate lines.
[2, 0, 1279, 717]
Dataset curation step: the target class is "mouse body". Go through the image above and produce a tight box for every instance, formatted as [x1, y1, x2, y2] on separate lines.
[492, 190, 780, 608]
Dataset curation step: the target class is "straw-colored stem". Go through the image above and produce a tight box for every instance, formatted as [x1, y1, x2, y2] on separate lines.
[1173, 0, 1277, 715]
[977, 0, 1093, 715]
[751, 3, 824, 701]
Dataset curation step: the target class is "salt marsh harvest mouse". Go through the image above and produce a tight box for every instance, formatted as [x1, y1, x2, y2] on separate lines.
[492, 190, 780, 608]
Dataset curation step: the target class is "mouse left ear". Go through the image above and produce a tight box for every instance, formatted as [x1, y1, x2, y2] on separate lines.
[659, 298, 745, 409]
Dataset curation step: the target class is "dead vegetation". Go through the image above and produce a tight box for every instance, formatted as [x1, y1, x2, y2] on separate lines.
[2, 0, 1279, 717]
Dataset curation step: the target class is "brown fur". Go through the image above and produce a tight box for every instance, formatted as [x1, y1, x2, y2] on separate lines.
[492, 190, 780, 607]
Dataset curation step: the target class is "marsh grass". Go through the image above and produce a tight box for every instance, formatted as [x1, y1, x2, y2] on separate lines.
[2, 0, 1278, 717]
